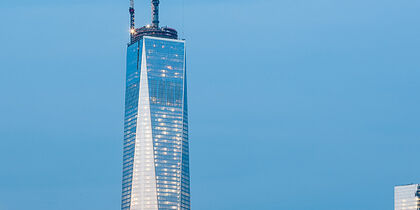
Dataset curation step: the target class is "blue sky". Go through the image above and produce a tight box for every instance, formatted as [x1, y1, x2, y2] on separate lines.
[0, 0, 420, 209]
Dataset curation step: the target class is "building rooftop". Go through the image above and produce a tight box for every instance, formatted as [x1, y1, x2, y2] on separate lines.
[128, 0, 178, 44]
[395, 183, 420, 187]
[131, 26, 178, 44]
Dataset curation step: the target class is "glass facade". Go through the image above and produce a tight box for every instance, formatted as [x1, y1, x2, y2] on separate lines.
[395, 184, 420, 210]
[122, 36, 190, 210]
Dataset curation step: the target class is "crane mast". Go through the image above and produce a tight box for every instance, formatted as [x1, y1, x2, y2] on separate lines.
[129, 0, 135, 41]
[151, 0, 160, 28]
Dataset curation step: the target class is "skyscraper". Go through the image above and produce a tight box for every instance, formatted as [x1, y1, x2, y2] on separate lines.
[121, 1, 190, 209]
[395, 184, 420, 210]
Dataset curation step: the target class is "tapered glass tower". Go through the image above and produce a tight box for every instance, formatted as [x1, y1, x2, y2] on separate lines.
[121, 1, 190, 209]
[395, 184, 420, 210]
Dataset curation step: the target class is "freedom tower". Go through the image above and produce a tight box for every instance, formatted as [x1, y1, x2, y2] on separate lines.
[121, 0, 190, 209]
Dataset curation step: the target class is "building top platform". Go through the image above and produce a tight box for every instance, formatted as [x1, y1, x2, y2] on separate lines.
[131, 26, 178, 44]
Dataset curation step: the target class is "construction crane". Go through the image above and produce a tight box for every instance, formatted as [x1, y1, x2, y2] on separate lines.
[128, 0, 175, 43]
[130, 0, 160, 38]
[151, 0, 159, 28]
[129, 0, 135, 41]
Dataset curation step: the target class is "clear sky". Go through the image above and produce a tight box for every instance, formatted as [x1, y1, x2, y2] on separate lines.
[0, 0, 420, 209]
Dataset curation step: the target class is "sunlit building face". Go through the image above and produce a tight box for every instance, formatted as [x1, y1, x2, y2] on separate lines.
[395, 184, 420, 210]
[121, 36, 190, 210]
